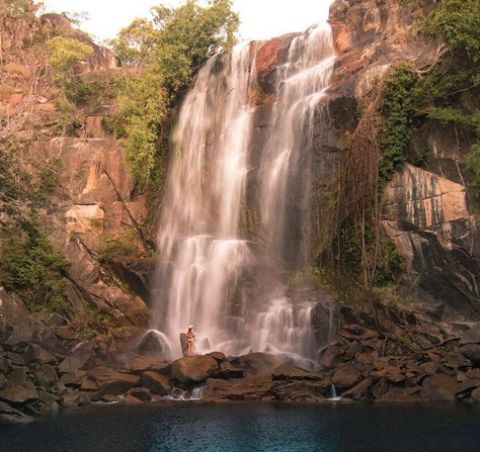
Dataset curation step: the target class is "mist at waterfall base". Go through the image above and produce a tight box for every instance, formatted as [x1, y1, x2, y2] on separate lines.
[150, 23, 336, 362]
[2, 403, 480, 452]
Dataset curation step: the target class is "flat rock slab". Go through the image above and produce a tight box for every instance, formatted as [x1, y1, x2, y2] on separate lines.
[271, 380, 327, 402]
[125, 356, 171, 374]
[86, 367, 140, 396]
[0, 385, 39, 404]
[232, 353, 286, 376]
[272, 364, 322, 381]
[204, 375, 273, 401]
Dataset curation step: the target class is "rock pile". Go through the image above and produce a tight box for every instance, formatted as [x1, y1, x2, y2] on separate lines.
[2, 301, 480, 426]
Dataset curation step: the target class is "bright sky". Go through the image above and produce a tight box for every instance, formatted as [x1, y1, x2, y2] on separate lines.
[41, 0, 333, 43]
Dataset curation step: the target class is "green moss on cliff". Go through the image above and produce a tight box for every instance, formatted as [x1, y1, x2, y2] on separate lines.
[378, 63, 419, 188]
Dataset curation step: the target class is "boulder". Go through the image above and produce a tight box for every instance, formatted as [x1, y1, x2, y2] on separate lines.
[320, 346, 344, 368]
[332, 366, 362, 390]
[213, 362, 245, 380]
[233, 353, 286, 376]
[341, 378, 373, 400]
[0, 385, 39, 404]
[60, 371, 86, 387]
[379, 388, 416, 403]
[204, 375, 273, 401]
[124, 394, 143, 405]
[59, 343, 93, 374]
[0, 401, 34, 425]
[466, 369, 480, 379]
[141, 371, 172, 396]
[6, 315, 58, 349]
[34, 365, 58, 387]
[7, 368, 30, 387]
[384, 366, 405, 384]
[456, 379, 480, 395]
[472, 387, 480, 402]
[272, 380, 327, 402]
[421, 374, 458, 402]
[459, 327, 480, 345]
[137, 331, 169, 355]
[171, 355, 218, 386]
[460, 344, 480, 366]
[61, 390, 89, 409]
[208, 352, 226, 362]
[86, 367, 140, 396]
[272, 364, 322, 381]
[126, 387, 151, 402]
[80, 378, 98, 391]
[30, 391, 59, 415]
[125, 356, 170, 375]
[55, 325, 79, 341]
[0, 374, 7, 390]
[4, 351, 24, 366]
[24, 344, 58, 365]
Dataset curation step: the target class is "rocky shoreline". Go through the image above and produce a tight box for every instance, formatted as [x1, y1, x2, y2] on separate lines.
[1, 300, 480, 426]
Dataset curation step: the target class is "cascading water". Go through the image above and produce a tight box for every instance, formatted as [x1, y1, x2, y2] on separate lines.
[152, 22, 336, 362]
[259, 25, 335, 267]
[153, 44, 256, 358]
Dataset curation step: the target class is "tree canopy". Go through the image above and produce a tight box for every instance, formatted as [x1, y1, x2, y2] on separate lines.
[108, 0, 239, 187]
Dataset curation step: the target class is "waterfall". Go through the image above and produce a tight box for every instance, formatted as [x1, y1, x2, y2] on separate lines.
[259, 25, 335, 267]
[154, 44, 256, 358]
[153, 24, 335, 361]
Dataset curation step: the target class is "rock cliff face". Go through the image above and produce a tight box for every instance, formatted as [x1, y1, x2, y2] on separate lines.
[327, 0, 480, 320]
[247, 0, 480, 320]
[0, 12, 150, 335]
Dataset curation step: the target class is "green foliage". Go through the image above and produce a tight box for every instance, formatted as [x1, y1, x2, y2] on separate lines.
[98, 229, 141, 261]
[46, 36, 96, 135]
[426, 107, 480, 132]
[46, 36, 93, 83]
[64, 72, 115, 111]
[468, 143, 480, 202]
[109, 0, 239, 187]
[109, 18, 156, 66]
[426, 0, 480, 62]
[378, 63, 419, 187]
[0, 220, 71, 314]
[372, 238, 406, 286]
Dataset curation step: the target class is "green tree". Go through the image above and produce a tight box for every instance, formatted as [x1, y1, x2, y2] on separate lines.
[426, 0, 480, 62]
[109, 0, 239, 187]
[46, 36, 93, 83]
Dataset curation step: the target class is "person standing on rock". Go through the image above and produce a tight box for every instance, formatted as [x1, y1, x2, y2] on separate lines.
[187, 325, 196, 355]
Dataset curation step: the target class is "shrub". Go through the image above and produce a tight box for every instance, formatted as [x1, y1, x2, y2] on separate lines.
[98, 229, 142, 261]
[378, 63, 419, 187]
[46, 36, 93, 83]
[0, 220, 71, 314]
[426, 0, 480, 62]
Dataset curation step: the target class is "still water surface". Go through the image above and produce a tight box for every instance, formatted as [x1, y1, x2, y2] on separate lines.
[0, 402, 479, 452]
